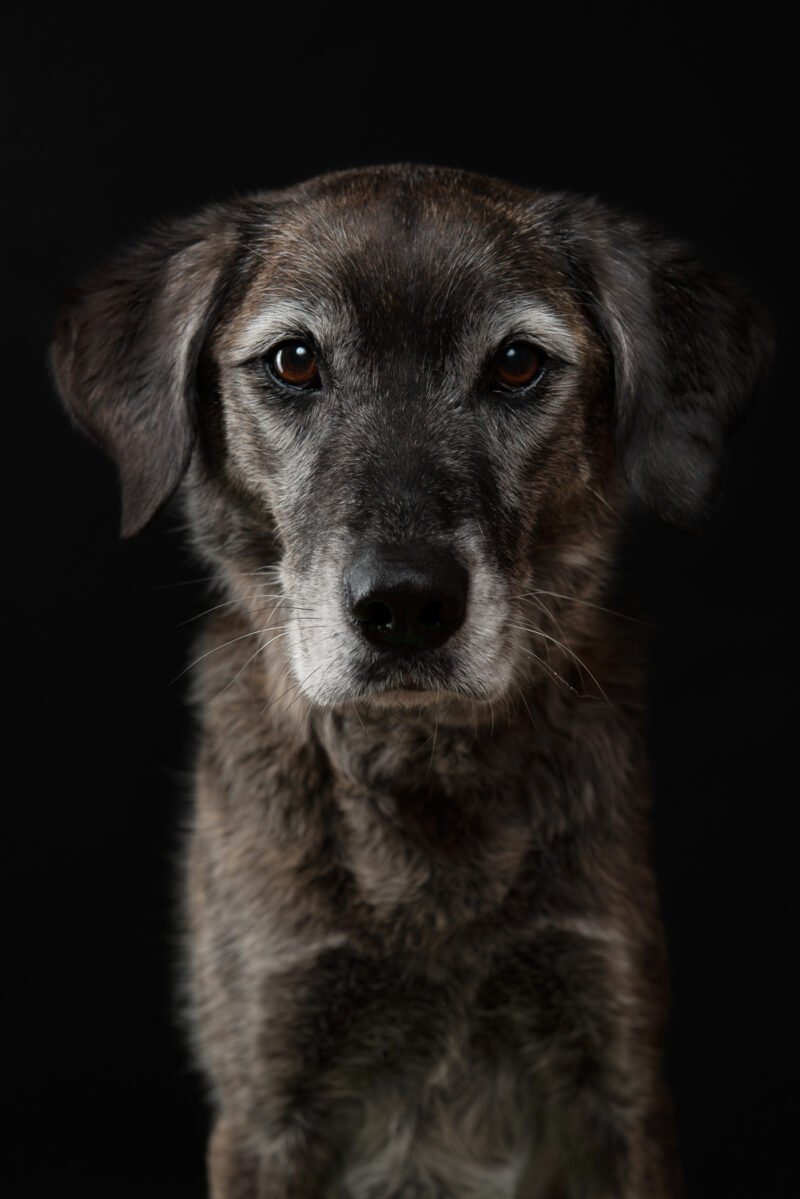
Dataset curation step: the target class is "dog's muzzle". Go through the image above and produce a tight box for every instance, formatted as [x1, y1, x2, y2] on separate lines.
[345, 545, 468, 652]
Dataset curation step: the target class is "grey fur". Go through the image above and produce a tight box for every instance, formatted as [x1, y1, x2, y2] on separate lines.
[50, 164, 771, 1197]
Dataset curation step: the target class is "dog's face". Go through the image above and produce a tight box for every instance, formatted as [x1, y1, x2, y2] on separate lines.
[51, 165, 770, 710]
[197, 174, 616, 709]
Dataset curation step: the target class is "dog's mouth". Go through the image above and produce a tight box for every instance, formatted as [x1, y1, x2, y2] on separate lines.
[348, 649, 493, 707]
[353, 655, 445, 693]
[352, 681, 490, 713]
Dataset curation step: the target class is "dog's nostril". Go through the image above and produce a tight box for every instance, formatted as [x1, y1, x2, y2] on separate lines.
[346, 546, 469, 652]
[420, 601, 443, 629]
[420, 594, 465, 627]
[359, 600, 393, 628]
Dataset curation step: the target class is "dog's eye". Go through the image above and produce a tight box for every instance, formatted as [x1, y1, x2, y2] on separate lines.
[266, 340, 321, 390]
[493, 342, 545, 391]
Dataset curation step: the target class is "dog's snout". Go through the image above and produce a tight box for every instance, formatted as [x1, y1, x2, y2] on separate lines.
[346, 546, 468, 651]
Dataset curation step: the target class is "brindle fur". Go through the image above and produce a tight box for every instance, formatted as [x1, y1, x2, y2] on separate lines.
[50, 164, 770, 1198]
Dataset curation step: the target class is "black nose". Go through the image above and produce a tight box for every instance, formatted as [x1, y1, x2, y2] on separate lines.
[346, 546, 469, 651]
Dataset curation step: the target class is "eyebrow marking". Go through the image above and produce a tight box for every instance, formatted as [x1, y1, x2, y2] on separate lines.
[488, 299, 580, 363]
[225, 300, 324, 364]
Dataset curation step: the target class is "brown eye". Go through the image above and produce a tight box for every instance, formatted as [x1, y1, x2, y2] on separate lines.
[267, 340, 321, 389]
[493, 341, 545, 391]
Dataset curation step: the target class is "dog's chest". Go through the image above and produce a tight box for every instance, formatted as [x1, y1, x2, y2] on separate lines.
[328, 763, 536, 935]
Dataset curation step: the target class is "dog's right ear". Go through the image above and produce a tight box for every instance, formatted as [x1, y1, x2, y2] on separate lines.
[50, 206, 238, 537]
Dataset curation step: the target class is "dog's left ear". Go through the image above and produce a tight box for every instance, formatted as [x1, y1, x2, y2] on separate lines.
[572, 203, 773, 529]
[50, 206, 237, 537]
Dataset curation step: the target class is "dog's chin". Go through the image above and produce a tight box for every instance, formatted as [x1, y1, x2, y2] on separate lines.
[320, 669, 508, 716]
[351, 685, 464, 711]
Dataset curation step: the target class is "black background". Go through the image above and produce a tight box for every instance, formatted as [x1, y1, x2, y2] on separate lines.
[8, 5, 794, 1196]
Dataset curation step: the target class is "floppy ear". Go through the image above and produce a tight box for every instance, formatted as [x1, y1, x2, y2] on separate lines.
[571, 202, 773, 528]
[50, 206, 237, 537]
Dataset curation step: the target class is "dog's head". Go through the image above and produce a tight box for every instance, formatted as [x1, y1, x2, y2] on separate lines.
[51, 165, 771, 710]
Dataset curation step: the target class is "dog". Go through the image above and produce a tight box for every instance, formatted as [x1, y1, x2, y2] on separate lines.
[50, 164, 770, 1198]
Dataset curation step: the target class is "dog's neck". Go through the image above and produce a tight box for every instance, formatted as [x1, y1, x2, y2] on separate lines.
[195, 606, 642, 941]
[314, 699, 519, 788]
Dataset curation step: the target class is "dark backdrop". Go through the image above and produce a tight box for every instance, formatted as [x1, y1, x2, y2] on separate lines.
[9, 5, 794, 1197]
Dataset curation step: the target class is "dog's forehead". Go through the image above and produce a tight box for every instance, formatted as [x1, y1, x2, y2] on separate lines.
[221, 171, 588, 361]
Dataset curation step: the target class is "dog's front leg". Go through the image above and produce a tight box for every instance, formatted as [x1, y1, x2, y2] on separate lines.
[201, 997, 356, 1199]
[208, 1115, 336, 1199]
[534, 929, 683, 1199]
[483, 923, 682, 1199]
[208, 1119, 260, 1199]
[541, 1077, 682, 1199]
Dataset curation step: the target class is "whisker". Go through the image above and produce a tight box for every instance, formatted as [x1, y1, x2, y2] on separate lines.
[510, 622, 612, 706]
[265, 661, 327, 718]
[586, 484, 619, 519]
[178, 592, 318, 628]
[511, 679, 536, 728]
[216, 630, 291, 698]
[426, 690, 440, 773]
[351, 701, 374, 744]
[177, 596, 242, 625]
[518, 645, 583, 697]
[138, 566, 283, 591]
[523, 594, 588, 693]
[513, 588, 651, 627]
[176, 594, 286, 627]
[174, 625, 295, 682]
